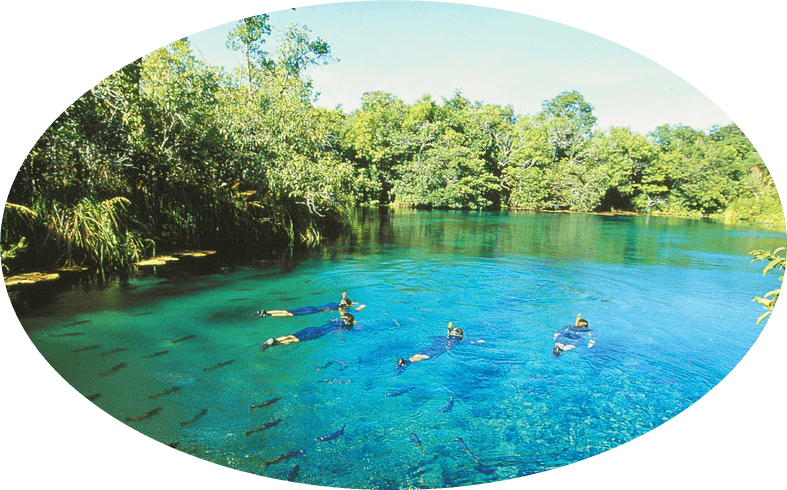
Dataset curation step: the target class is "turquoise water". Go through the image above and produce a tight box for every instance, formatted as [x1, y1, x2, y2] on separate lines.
[13, 209, 784, 488]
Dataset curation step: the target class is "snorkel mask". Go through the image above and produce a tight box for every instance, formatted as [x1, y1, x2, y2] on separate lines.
[447, 322, 464, 339]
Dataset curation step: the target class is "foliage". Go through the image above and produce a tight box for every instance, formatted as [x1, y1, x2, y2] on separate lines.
[750, 247, 786, 324]
[3, 16, 349, 273]
[4, 13, 782, 274]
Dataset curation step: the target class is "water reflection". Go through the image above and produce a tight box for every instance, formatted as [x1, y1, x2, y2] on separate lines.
[328, 208, 782, 271]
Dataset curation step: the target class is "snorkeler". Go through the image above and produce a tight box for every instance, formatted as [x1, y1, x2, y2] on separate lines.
[553, 314, 596, 357]
[396, 322, 466, 374]
[254, 292, 359, 319]
[258, 309, 357, 351]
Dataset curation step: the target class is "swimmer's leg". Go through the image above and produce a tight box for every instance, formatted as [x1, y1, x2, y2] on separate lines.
[259, 335, 300, 351]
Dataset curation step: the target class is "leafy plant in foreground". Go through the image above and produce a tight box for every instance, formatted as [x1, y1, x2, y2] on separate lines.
[750, 247, 786, 324]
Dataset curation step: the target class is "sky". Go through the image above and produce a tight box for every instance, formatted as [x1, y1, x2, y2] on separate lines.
[188, 1, 733, 135]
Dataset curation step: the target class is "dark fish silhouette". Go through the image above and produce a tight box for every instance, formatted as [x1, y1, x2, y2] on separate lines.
[71, 344, 100, 353]
[99, 348, 127, 356]
[624, 392, 636, 407]
[438, 395, 454, 414]
[130, 311, 154, 317]
[264, 448, 304, 468]
[50, 332, 83, 337]
[319, 378, 352, 384]
[64, 320, 91, 327]
[286, 465, 300, 482]
[100, 362, 127, 376]
[410, 433, 425, 455]
[180, 409, 208, 427]
[168, 442, 180, 449]
[385, 386, 415, 397]
[315, 423, 346, 442]
[315, 360, 348, 371]
[126, 407, 162, 422]
[251, 397, 281, 410]
[228, 298, 250, 302]
[149, 386, 181, 399]
[281, 297, 300, 302]
[203, 360, 234, 371]
[233, 288, 253, 291]
[456, 437, 480, 464]
[86, 393, 101, 401]
[246, 418, 282, 436]
[142, 350, 169, 359]
[172, 334, 196, 344]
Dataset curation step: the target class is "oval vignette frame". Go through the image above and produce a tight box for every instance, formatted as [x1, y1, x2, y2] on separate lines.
[1, 1, 785, 490]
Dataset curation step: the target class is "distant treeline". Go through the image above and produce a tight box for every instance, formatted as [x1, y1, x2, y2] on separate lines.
[1, 15, 782, 273]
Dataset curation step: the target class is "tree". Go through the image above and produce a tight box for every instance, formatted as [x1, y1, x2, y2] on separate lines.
[226, 15, 273, 94]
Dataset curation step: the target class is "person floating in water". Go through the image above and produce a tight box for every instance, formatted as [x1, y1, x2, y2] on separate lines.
[553, 314, 596, 357]
[259, 309, 357, 351]
[254, 291, 358, 319]
[396, 322, 467, 374]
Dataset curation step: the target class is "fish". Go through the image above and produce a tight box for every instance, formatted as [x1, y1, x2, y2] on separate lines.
[281, 297, 301, 302]
[180, 409, 208, 427]
[316, 360, 348, 371]
[228, 298, 250, 302]
[64, 320, 91, 327]
[246, 418, 282, 436]
[650, 378, 680, 385]
[263, 448, 304, 468]
[99, 348, 127, 356]
[456, 437, 480, 464]
[126, 407, 162, 422]
[71, 344, 100, 353]
[393, 319, 401, 327]
[251, 397, 281, 410]
[438, 395, 454, 414]
[410, 433, 425, 455]
[86, 393, 101, 401]
[142, 350, 169, 359]
[286, 465, 300, 482]
[315, 423, 346, 442]
[99, 362, 127, 376]
[385, 386, 415, 397]
[130, 312, 154, 317]
[149, 386, 181, 399]
[50, 332, 84, 337]
[624, 392, 636, 407]
[203, 360, 234, 371]
[168, 442, 180, 449]
[319, 378, 352, 384]
[271, 291, 288, 295]
[172, 334, 196, 344]
[233, 288, 253, 291]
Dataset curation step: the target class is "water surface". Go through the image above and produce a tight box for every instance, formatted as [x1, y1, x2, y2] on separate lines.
[12, 209, 783, 488]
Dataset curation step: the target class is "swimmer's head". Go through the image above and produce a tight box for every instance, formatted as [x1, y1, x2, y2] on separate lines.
[340, 309, 355, 326]
[342, 291, 347, 298]
[397, 358, 407, 367]
[447, 322, 464, 339]
[553, 345, 563, 357]
[577, 319, 589, 329]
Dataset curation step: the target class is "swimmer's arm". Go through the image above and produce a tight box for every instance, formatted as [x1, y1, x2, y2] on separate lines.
[587, 330, 596, 348]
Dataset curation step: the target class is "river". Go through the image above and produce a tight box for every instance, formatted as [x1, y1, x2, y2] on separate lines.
[8, 208, 785, 488]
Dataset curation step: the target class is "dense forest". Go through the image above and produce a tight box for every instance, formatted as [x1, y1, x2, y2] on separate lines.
[1, 15, 783, 274]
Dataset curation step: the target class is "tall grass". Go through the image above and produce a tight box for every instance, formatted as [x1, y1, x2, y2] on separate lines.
[46, 197, 144, 268]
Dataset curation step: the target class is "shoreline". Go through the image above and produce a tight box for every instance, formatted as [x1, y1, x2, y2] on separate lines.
[4, 207, 783, 289]
[3, 250, 218, 289]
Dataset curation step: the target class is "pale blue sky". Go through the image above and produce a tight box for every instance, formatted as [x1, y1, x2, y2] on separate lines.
[189, 1, 731, 135]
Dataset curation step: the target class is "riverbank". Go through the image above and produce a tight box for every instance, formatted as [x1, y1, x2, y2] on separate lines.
[4, 250, 218, 290]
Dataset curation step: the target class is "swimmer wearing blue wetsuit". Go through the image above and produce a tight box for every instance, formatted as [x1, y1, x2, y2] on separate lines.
[258, 309, 356, 351]
[396, 323, 464, 373]
[254, 292, 355, 319]
[553, 314, 596, 357]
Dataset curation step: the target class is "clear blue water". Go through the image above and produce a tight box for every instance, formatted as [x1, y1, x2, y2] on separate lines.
[13, 209, 784, 488]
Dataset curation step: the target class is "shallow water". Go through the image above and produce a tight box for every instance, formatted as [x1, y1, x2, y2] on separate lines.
[12, 209, 784, 488]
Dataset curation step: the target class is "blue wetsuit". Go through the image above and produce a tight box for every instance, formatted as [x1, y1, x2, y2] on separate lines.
[554, 325, 595, 349]
[292, 319, 351, 342]
[396, 336, 463, 374]
[287, 303, 342, 317]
